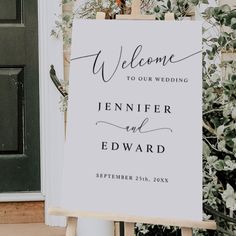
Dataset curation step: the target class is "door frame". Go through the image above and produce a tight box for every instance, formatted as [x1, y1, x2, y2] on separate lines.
[38, 0, 65, 226]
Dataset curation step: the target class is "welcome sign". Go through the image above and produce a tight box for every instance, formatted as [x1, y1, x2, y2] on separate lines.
[60, 19, 202, 221]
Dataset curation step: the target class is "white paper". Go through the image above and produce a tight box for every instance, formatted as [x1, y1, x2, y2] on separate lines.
[60, 19, 202, 221]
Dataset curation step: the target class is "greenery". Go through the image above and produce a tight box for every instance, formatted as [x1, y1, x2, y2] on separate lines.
[52, 0, 236, 235]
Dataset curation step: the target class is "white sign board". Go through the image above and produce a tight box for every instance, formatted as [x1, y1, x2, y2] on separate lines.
[60, 19, 202, 221]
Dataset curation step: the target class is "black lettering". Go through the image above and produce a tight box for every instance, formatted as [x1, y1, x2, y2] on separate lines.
[164, 105, 171, 113]
[123, 143, 133, 151]
[112, 142, 119, 150]
[147, 144, 153, 153]
[157, 145, 165, 153]
[105, 102, 111, 111]
[102, 141, 108, 150]
[136, 144, 143, 152]
[154, 105, 160, 113]
[114, 103, 122, 111]
[98, 102, 101, 111]
[144, 104, 151, 112]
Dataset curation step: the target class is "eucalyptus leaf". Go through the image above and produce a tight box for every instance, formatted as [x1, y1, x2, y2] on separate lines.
[232, 107, 236, 120]
[231, 18, 236, 30]
[203, 141, 211, 157]
[224, 159, 236, 171]
[218, 140, 226, 151]
[217, 125, 224, 137]
[222, 184, 236, 211]
[213, 160, 224, 171]
[218, 35, 226, 47]
[207, 155, 218, 164]
[167, 0, 171, 10]
[220, 4, 231, 13]
[203, 7, 214, 18]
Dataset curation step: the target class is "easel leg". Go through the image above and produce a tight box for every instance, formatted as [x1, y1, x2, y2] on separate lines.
[66, 217, 78, 236]
[181, 227, 193, 236]
[114, 222, 120, 236]
[124, 222, 135, 236]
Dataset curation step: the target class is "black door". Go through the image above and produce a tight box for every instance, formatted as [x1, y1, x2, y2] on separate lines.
[0, 0, 40, 192]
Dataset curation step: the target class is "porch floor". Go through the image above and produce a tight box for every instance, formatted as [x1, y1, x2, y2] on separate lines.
[0, 223, 65, 236]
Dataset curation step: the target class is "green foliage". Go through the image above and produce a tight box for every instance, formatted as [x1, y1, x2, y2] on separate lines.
[53, 0, 236, 235]
[222, 184, 236, 211]
[51, 0, 124, 44]
[192, 2, 236, 235]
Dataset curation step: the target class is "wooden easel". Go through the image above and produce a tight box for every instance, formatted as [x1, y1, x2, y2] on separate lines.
[49, 207, 217, 236]
[49, 0, 217, 235]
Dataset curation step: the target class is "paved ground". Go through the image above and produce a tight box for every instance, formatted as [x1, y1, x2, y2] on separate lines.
[0, 223, 65, 236]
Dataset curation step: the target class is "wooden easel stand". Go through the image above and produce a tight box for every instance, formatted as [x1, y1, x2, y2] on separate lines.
[49, 207, 216, 236]
[66, 217, 78, 236]
[49, 0, 216, 235]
